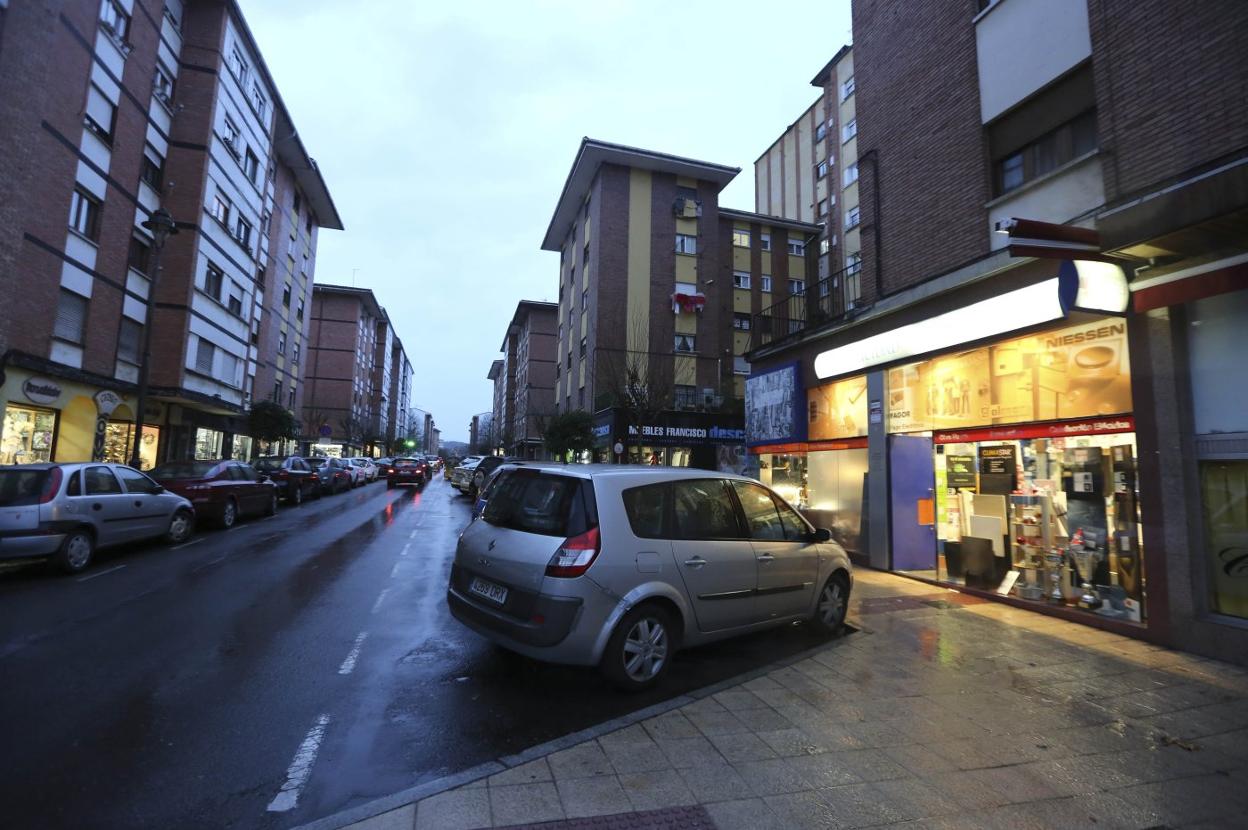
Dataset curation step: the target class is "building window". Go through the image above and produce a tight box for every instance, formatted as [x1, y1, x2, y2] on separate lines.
[272, 380, 282, 402]
[579, 336, 587, 357]
[820, 237, 831, 255]
[788, 278, 805, 295]
[251, 82, 266, 117]
[760, 233, 771, 252]
[226, 281, 244, 316]
[195, 339, 215, 374]
[845, 205, 861, 230]
[68, 188, 101, 241]
[117, 318, 141, 364]
[818, 198, 828, 217]
[841, 119, 857, 143]
[733, 271, 751, 289]
[787, 239, 806, 256]
[296, 299, 304, 321]
[843, 162, 858, 188]
[54, 289, 88, 344]
[235, 216, 252, 249]
[816, 160, 828, 179]
[733, 313, 751, 330]
[100, 0, 130, 38]
[229, 45, 248, 81]
[845, 253, 862, 304]
[205, 262, 224, 300]
[84, 84, 117, 143]
[243, 148, 259, 182]
[581, 288, 588, 309]
[277, 333, 286, 355]
[841, 76, 855, 101]
[994, 110, 1098, 195]
[140, 146, 164, 190]
[675, 233, 697, 255]
[734, 356, 751, 375]
[815, 122, 827, 143]
[761, 275, 773, 293]
[674, 334, 696, 353]
[282, 283, 292, 307]
[732, 228, 750, 248]
[153, 62, 175, 105]
[127, 235, 151, 274]
[305, 212, 313, 235]
[674, 385, 697, 409]
[292, 343, 300, 364]
[211, 192, 231, 226]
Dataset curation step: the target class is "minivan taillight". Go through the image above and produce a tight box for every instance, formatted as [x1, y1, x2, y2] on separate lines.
[545, 526, 601, 578]
[40, 467, 63, 504]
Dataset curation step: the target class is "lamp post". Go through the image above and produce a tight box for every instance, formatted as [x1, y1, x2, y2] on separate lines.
[130, 207, 179, 469]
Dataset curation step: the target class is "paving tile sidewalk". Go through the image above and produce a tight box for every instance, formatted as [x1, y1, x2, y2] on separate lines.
[329, 571, 1248, 830]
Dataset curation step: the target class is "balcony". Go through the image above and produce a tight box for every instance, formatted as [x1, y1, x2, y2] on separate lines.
[751, 263, 863, 350]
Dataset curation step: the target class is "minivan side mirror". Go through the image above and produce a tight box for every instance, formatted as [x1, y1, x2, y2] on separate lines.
[812, 527, 833, 543]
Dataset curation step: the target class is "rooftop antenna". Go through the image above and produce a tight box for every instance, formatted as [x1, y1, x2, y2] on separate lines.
[351, 268, 359, 287]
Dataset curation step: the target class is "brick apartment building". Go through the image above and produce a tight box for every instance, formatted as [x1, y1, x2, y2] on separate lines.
[755, 45, 863, 319]
[486, 358, 504, 454]
[542, 138, 819, 467]
[744, 0, 1248, 665]
[489, 300, 557, 459]
[0, 0, 341, 468]
[302, 284, 412, 456]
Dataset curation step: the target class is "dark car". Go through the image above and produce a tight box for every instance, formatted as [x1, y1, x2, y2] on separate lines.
[253, 455, 319, 505]
[468, 456, 515, 497]
[150, 460, 278, 528]
[307, 457, 352, 495]
[386, 457, 428, 489]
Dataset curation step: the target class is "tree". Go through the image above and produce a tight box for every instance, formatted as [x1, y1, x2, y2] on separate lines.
[248, 400, 299, 456]
[543, 410, 595, 461]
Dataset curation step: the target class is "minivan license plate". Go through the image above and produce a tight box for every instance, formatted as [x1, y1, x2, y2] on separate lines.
[469, 577, 508, 605]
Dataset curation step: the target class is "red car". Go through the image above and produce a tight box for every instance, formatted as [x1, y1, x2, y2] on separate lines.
[150, 460, 279, 528]
[386, 457, 428, 489]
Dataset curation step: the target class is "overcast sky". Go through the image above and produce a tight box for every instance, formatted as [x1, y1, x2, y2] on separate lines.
[247, 0, 853, 442]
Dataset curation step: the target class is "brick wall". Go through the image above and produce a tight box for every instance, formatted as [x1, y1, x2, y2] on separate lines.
[851, 0, 990, 299]
[1088, 0, 1248, 202]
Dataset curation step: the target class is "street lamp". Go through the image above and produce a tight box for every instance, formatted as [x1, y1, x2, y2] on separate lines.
[130, 207, 179, 469]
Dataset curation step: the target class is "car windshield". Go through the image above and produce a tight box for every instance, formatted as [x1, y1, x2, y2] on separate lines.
[253, 457, 285, 471]
[151, 461, 219, 479]
[0, 469, 51, 506]
[394, 459, 419, 467]
[482, 472, 580, 536]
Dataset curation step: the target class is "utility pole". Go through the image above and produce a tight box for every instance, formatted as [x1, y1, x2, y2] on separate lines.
[130, 207, 178, 469]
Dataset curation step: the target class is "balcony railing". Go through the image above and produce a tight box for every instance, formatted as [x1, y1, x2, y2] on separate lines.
[751, 263, 863, 349]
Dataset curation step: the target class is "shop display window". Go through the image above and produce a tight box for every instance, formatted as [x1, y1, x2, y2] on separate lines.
[760, 450, 868, 555]
[103, 423, 160, 470]
[232, 435, 254, 462]
[1200, 460, 1248, 620]
[1, 405, 57, 465]
[194, 428, 224, 460]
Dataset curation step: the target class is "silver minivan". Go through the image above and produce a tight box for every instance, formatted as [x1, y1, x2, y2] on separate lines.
[448, 466, 852, 690]
[0, 463, 195, 574]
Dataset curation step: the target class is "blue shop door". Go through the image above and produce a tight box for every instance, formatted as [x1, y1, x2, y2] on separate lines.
[889, 435, 937, 571]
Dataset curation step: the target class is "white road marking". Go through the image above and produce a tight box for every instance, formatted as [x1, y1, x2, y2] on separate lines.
[337, 632, 368, 675]
[390, 562, 402, 578]
[192, 555, 227, 573]
[171, 538, 204, 550]
[408, 530, 417, 540]
[76, 564, 126, 582]
[371, 588, 390, 614]
[266, 713, 330, 812]
[399, 543, 411, 557]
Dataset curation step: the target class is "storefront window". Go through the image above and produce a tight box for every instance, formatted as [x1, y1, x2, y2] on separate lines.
[194, 428, 223, 460]
[102, 423, 160, 470]
[1, 405, 57, 464]
[231, 435, 254, 462]
[1201, 461, 1248, 620]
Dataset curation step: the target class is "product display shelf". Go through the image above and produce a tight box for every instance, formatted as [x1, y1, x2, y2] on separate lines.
[1010, 494, 1053, 600]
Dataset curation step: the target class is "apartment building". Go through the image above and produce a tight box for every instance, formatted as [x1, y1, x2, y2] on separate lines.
[303, 284, 413, 456]
[0, 0, 340, 469]
[491, 300, 557, 459]
[543, 138, 818, 467]
[744, 0, 1248, 664]
[486, 359, 504, 453]
[755, 46, 862, 319]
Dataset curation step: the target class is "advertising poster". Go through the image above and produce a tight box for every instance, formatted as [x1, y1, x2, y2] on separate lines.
[745, 364, 802, 445]
[808, 375, 869, 440]
[887, 318, 1132, 433]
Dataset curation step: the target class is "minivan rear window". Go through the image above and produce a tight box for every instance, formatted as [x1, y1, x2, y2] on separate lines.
[482, 472, 588, 537]
[0, 469, 50, 507]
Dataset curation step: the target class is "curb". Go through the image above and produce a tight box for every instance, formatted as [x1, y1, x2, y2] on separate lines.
[295, 621, 867, 830]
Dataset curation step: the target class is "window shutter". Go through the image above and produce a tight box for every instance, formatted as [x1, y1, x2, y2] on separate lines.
[85, 86, 115, 136]
[54, 290, 88, 343]
[196, 339, 214, 374]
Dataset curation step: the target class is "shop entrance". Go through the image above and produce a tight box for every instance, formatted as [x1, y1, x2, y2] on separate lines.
[889, 435, 937, 573]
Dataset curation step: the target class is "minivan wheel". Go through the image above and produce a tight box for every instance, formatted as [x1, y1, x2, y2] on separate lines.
[54, 529, 94, 574]
[810, 573, 849, 635]
[601, 603, 674, 692]
[166, 509, 194, 544]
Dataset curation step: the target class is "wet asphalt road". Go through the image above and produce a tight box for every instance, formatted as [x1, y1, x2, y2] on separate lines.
[0, 475, 842, 829]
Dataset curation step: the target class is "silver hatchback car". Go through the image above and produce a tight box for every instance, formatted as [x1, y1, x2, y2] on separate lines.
[0, 462, 196, 574]
[448, 466, 852, 690]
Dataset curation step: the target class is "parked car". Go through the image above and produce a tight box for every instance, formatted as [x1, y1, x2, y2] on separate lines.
[451, 457, 484, 493]
[0, 462, 195, 574]
[386, 457, 427, 489]
[351, 458, 379, 483]
[340, 458, 366, 488]
[150, 460, 279, 528]
[252, 455, 319, 505]
[307, 457, 352, 495]
[472, 461, 566, 518]
[469, 456, 516, 497]
[447, 466, 851, 690]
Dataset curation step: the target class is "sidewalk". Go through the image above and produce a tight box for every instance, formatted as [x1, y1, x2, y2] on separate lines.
[321, 571, 1248, 830]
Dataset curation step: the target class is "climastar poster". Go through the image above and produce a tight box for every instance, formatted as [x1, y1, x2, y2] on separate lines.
[808, 375, 869, 440]
[887, 318, 1132, 433]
